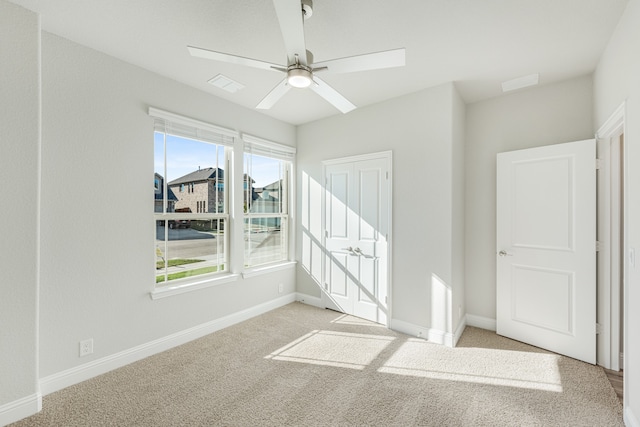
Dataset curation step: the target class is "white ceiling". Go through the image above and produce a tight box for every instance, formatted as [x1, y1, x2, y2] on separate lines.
[10, 0, 628, 125]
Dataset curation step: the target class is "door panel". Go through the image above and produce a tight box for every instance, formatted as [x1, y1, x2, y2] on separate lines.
[330, 253, 349, 297]
[359, 168, 380, 241]
[323, 155, 390, 324]
[512, 266, 573, 334]
[513, 157, 572, 250]
[329, 172, 349, 239]
[497, 139, 595, 364]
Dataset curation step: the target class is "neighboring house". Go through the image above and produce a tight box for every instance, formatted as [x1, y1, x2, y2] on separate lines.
[255, 179, 282, 202]
[250, 179, 283, 229]
[167, 167, 256, 214]
[252, 179, 283, 213]
[167, 167, 225, 214]
[154, 173, 177, 213]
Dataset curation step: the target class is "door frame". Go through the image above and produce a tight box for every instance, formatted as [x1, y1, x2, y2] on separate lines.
[596, 101, 627, 372]
[321, 151, 393, 326]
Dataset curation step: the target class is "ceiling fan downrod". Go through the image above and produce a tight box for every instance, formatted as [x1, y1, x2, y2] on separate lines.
[301, 0, 313, 20]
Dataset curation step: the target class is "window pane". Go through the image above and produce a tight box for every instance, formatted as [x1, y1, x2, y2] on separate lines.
[154, 132, 226, 214]
[155, 127, 229, 287]
[244, 217, 286, 267]
[155, 218, 226, 285]
[243, 150, 289, 268]
[166, 134, 225, 214]
[244, 153, 284, 214]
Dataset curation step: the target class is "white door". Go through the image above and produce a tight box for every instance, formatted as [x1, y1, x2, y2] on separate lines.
[323, 154, 390, 324]
[496, 139, 596, 364]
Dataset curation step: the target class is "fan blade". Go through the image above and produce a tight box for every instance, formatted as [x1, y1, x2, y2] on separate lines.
[310, 76, 356, 114]
[272, 0, 308, 65]
[256, 78, 291, 110]
[311, 48, 405, 74]
[188, 45, 284, 72]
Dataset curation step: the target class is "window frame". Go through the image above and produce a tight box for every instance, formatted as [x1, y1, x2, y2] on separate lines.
[242, 134, 296, 271]
[150, 108, 237, 293]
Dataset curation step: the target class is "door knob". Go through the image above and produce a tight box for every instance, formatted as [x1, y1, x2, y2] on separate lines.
[498, 250, 513, 257]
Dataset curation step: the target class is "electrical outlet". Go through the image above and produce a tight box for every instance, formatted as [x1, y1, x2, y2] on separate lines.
[79, 339, 93, 357]
[278, 283, 284, 293]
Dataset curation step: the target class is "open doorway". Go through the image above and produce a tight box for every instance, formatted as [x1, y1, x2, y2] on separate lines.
[596, 103, 626, 403]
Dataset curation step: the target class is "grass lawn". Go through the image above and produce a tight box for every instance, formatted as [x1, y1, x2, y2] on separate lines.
[156, 258, 203, 270]
[156, 265, 220, 283]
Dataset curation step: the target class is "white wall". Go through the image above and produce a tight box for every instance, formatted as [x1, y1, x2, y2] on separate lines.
[451, 85, 466, 336]
[593, 0, 640, 423]
[464, 76, 594, 321]
[0, 1, 41, 423]
[37, 32, 296, 379]
[297, 83, 464, 342]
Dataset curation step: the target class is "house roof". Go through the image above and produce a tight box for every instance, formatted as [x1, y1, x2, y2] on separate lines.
[262, 179, 282, 191]
[168, 168, 255, 187]
[168, 167, 223, 186]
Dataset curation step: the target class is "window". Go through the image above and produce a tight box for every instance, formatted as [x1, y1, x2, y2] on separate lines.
[151, 108, 235, 287]
[243, 134, 294, 268]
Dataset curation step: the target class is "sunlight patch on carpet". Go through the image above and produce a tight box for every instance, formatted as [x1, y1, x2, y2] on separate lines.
[266, 330, 395, 370]
[329, 313, 386, 327]
[378, 338, 563, 392]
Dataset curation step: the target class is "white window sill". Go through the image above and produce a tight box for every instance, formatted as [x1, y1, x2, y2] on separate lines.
[150, 273, 240, 300]
[242, 261, 297, 279]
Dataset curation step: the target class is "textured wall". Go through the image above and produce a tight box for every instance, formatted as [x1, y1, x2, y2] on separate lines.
[464, 75, 594, 320]
[297, 83, 463, 336]
[38, 32, 296, 378]
[0, 0, 40, 422]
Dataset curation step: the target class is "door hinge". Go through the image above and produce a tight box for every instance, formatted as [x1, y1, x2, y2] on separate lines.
[385, 296, 388, 304]
[386, 171, 389, 180]
[596, 323, 603, 335]
[595, 159, 602, 170]
[596, 241, 601, 252]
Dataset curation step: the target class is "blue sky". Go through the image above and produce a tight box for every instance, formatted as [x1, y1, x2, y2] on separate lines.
[154, 132, 282, 187]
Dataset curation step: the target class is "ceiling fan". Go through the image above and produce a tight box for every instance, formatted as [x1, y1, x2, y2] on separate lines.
[187, 0, 405, 113]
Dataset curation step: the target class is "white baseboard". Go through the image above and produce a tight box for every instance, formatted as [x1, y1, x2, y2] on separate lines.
[465, 314, 497, 331]
[40, 294, 296, 396]
[626, 406, 640, 427]
[0, 392, 41, 426]
[390, 318, 455, 347]
[295, 292, 323, 308]
[453, 316, 467, 347]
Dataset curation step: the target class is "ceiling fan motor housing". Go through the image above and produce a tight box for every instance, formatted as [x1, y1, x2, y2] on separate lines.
[287, 66, 313, 88]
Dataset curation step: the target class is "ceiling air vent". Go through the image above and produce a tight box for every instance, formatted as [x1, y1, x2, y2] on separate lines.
[208, 74, 245, 93]
[501, 73, 539, 93]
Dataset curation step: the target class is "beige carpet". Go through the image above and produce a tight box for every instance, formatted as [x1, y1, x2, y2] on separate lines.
[13, 302, 623, 426]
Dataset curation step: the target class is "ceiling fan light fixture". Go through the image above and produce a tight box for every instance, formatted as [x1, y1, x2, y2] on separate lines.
[287, 67, 313, 88]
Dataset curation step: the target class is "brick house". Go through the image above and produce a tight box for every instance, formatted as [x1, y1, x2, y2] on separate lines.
[168, 167, 256, 214]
